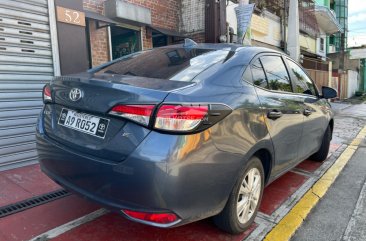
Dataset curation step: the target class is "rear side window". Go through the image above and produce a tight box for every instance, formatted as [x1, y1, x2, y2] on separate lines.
[251, 59, 268, 88]
[260, 56, 292, 92]
[242, 67, 253, 83]
[286, 59, 317, 96]
[95, 48, 232, 82]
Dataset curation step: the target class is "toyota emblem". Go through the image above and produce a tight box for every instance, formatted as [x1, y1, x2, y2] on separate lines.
[69, 88, 83, 102]
[98, 124, 106, 131]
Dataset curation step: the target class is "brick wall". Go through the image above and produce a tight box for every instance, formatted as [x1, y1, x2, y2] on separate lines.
[83, 0, 104, 14]
[126, 0, 180, 31]
[83, 0, 205, 66]
[186, 32, 205, 43]
[118, 0, 181, 49]
[142, 28, 153, 49]
[83, 0, 109, 67]
[88, 20, 110, 66]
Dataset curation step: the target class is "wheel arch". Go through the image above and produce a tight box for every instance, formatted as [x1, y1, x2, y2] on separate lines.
[252, 149, 272, 184]
[329, 118, 334, 132]
[329, 118, 334, 139]
[242, 140, 275, 185]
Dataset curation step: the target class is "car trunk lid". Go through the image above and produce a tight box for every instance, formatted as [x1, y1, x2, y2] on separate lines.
[43, 73, 195, 162]
[52, 73, 194, 112]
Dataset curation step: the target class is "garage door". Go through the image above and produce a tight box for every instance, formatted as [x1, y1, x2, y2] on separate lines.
[0, 0, 55, 170]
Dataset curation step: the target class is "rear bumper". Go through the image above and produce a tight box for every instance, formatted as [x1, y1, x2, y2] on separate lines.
[36, 112, 245, 227]
[37, 132, 174, 221]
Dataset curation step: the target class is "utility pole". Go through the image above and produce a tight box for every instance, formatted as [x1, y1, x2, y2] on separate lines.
[205, 0, 227, 43]
[283, 0, 288, 53]
[287, 0, 300, 61]
[339, 32, 345, 73]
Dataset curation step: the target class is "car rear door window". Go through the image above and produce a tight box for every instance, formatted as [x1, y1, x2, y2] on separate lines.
[251, 59, 268, 88]
[260, 56, 292, 92]
[242, 66, 253, 83]
[286, 59, 317, 96]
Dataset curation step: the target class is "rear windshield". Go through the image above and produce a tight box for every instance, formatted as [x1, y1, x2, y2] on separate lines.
[96, 48, 232, 82]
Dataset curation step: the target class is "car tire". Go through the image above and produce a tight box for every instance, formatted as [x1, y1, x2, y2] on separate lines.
[213, 156, 264, 234]
[310, 125, 332, 162]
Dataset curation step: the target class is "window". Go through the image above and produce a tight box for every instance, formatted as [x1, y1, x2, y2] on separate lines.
[242, 66, 253, 83]
[329, 36, 335, 45]
[251, 59, 268, 88]
[287, 59, 317, 96]
[97, 48, 232, 82]
[320, 38, 325, 52]
[260, 56, 292, 92]
[152, 31, 168, 48]
[110, 25, 141, 59]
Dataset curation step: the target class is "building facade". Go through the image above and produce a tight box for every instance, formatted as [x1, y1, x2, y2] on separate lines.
[84, 0, 209, 68]
[227, 0, 342, 91]
[84, 0, 181, 67]
[329, 0, 348, 53]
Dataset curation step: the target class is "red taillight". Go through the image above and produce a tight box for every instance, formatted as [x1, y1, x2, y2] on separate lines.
[154, 105, 208, 131]
[122, 209, 179, 225]
[109, 104, 215, 132]
[43, 85, 52, 103]
[109, 105, 155, 126]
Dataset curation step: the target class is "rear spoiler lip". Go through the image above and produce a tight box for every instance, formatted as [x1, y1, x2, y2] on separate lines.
[52, 74, 197, 93]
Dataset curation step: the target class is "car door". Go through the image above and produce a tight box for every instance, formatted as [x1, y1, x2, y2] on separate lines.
[249, 54, 305, 177]
[284, 58, 330, 161]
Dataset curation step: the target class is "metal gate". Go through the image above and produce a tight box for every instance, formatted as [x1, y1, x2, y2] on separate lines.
[0, 0, 56, 170]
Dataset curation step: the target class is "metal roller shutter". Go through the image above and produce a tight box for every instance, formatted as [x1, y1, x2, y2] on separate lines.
[0, 0, 55, 170]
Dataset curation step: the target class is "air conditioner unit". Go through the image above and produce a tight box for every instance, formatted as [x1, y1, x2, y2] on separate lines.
[329, 45, 336, 54]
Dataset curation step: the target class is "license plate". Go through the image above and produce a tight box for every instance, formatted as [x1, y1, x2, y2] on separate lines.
[58, 108, 109, 138]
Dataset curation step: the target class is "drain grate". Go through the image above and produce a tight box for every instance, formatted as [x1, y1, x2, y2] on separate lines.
[0, 189, 70, 218]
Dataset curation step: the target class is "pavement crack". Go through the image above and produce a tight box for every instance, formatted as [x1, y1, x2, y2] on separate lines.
[311, 189, 321, 199]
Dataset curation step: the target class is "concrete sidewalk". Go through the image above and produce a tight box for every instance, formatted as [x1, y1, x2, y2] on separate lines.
[290, 103, 366, 241]
[343, 179, 366, 241]
[291, 147, 366, 241]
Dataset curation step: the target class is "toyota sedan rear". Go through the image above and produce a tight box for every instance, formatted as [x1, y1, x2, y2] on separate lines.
[36, 42, 336, 233]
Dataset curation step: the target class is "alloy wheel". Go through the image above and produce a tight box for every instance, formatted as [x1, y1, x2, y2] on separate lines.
[236, 167, 262, 224]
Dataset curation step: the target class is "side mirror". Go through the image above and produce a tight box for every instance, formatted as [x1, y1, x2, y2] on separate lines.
[322, 86, 337, 99]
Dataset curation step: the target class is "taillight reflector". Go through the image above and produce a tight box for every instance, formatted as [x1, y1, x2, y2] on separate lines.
[109, 105, 155, 126]
[123, 209, 179, 225]
[154, 105, 208, 131]
[43, 85, 52, 103]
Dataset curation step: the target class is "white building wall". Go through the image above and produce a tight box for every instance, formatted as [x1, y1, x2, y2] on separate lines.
[347, 70, 359, 98]
[227, 5, 323, 56]
[227, 4, 282, 47]
[316, 29, 327, 60]
[227, 3, 238, 35]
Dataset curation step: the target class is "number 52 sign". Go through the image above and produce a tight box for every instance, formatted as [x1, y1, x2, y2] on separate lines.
[56, 6, 86, 27]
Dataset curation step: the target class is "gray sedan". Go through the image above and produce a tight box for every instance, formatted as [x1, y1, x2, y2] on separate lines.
[36, 42, 336, 234]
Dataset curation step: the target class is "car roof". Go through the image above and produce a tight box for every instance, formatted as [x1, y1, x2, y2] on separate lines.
[160, 43, 289, 66]
[162, 42, 286, 54]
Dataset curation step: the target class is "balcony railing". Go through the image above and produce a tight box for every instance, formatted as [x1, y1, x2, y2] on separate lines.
[247, 0, 320, 37]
